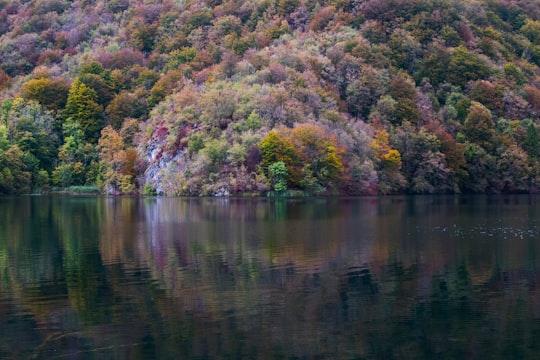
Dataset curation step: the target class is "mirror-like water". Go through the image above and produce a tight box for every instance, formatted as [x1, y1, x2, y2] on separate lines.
[1, 195, 539, 359]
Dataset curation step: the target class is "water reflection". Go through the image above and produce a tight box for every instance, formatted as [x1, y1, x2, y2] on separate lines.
[0, 195, 539, 359]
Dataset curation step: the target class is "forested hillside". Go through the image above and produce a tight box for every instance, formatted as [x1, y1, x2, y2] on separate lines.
[1, 0, 540, 195]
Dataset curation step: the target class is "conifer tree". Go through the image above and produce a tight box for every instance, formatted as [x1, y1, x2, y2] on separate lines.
[64, 78, 104, 143]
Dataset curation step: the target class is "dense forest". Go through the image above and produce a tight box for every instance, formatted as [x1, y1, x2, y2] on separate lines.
[1, 0, 540, 195]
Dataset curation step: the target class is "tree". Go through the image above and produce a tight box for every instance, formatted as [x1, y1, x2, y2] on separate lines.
[6, 98, 58, 172]
[259, 130, 297, 172]
[392, 125, 456, 193]
[78, 73, 113, 107]
[105, 91, 147, 129]
[346, 81, 373, 119]
[371, 129, 406, 193]
[468, 80, 504, 115]
[447, 46, 493, 87]
[277, 0, 300, 16]
[0, 125, 9, 151]
[51, 162, 85, 187]
[131, 22, 158, 53]
[413, 43, 451, 85]
[497, 144, 531, 192]
[268, 161, 288, 193]
[0, 145, 31, 194]
[259, 125, 347, 193]
[463, 144, 499, 192]
[64, 78, 104, 143]
[520, 19, 540, 44]
[21, 77, 70, 112]
[524, 85, 540, 112]
[523, 123, 540, 158]
[463, 101, 496, 151]
[53, 118, 98, 187]
[290, 124, 346, 190]
[425, 122, 466, 177]
[260, 128, 308, 189]
[97, 126, 133, 193]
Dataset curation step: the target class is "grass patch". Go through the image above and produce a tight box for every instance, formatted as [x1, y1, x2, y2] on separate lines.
[50, 186, 100, 194]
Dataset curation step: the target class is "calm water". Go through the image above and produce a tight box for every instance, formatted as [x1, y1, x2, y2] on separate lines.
[1, 195, 540, 359]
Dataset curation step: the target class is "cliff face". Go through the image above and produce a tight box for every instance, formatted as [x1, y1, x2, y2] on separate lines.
[1, 0, 540, 195]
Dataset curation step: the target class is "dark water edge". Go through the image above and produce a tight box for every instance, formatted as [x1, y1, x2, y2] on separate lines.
[1, 195, 540, 359]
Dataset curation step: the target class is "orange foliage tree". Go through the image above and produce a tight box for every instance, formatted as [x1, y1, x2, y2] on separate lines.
[371, 129, 405, 194]
[97, 126, 137, 194]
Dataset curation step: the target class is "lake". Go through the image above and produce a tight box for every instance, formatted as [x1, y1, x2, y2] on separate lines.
[1, 195, 539, 359]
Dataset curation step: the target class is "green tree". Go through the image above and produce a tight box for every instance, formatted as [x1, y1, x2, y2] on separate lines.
[52, 162, 85, 187]
[6, 99, 58, 172]
[0, 124, 9, 151]
[269, 161, 288, 193]
[447, 46, 493, 87]
[53, 118, 98, 188]
[524, 123, 540, 158]
[64, 78, 104, 143]
[463, 144, 499, 192]
[520, 19, 540, 44]
[414, 44, 451, 85]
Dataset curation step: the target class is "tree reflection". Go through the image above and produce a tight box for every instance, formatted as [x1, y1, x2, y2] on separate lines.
[0, 196, 540, 358]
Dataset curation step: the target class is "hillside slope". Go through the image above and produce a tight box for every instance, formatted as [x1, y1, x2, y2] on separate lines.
[1, 0, 540, 195]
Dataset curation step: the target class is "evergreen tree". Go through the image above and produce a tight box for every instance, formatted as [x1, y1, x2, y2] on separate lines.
[64, 78, 104, 143]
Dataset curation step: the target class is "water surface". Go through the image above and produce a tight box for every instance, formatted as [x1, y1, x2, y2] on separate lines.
[1, 195, 539, 359]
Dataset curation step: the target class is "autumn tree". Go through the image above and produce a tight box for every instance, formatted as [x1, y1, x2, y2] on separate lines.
[497, 144, 532, 192]
[468, 80, 504, 116]
[259, 124, 346, 193]
[463, 101, 496, 151]
[260, 129, 301, 188]
[97, 126, 135, 193]
[290, 124, 346, 192]
[105, 91, 147, 129]
[21, 77, 70, 112]
[371, 129, 406, 194]
[131, 22, 158, 53]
